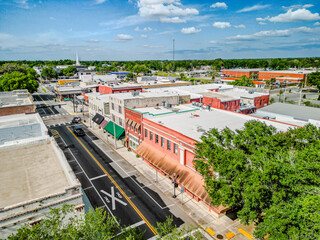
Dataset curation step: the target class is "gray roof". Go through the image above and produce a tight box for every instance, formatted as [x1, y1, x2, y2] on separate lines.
[258, 103, 320, 121]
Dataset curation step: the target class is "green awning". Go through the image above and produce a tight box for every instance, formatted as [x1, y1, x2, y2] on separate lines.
[104, 121, 125, 139]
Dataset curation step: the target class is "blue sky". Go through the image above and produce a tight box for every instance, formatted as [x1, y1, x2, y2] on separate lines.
[0, 0, 320, 60]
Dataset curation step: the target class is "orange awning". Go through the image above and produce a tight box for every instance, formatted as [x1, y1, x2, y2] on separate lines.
[136, 142, 226, 213]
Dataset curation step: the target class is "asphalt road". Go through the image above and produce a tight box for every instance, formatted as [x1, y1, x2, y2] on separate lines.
[33, 93, 65, 117]
[50, 124, 183, 239]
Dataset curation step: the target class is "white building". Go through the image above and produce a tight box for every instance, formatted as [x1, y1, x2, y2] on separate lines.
[0, 113, 84, 238]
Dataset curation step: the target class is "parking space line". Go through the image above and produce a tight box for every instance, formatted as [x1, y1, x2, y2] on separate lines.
[128, 220, 145, 229]
[91, 138, 169, 210]
[83, 186, 93, 191]
[90, 174, 107, 181]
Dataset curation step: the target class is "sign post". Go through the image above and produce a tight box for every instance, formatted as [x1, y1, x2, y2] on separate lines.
[181, 186, 184, 203]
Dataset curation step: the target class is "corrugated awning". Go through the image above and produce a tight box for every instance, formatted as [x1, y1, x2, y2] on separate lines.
[104, 121, 125, 139]
[132, 121, 137, 128]
[136, 142, 227, 214]
[92, 113, 104, 125]
[127, 119, 133, 126]
[135, 123, 141, 129]
[100, 119, 109, 129]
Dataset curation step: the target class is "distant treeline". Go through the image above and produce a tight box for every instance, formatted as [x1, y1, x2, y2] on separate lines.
[0, 57, 319, 71]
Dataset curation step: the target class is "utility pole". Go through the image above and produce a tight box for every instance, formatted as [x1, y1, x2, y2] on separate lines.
[73, 94, 75, 112]
[283, 86, 286, 103]
[299, 89, 302, 105]
[172, 39, 175, 73]
[113, 121, 117, 149]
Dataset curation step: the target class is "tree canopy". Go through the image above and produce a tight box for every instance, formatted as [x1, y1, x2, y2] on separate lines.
[194, 121, 320, 239]
[228, 75, 254, 87]
[307, 71, 320, 90]
[60, 66, 77, 77]
[0, 71, 39, 93]
[41, 67, 58, 80]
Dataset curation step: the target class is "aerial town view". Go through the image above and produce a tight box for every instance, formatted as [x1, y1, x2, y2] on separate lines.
[1, 0, 320, 239]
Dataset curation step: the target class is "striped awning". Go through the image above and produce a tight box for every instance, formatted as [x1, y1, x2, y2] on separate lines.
[99, 119, 109, 129]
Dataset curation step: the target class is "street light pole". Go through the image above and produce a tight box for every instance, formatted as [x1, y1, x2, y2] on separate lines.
[113, 121, 117, 149]
[172, 173, 176, 198]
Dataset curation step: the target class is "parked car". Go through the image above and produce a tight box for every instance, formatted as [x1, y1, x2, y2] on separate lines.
[72, 116, 81, 124]
[73, 126, 85, 136]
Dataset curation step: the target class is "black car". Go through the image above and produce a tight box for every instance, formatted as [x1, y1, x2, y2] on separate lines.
[73, 126, 85, 136]
[72, 116, 81, 124]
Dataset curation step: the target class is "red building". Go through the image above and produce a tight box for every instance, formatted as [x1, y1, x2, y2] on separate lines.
[258, 70, 311, 83]
[223, 69, 261, 78]
[202, 92, 240, 112]
[98, 83, 142, 95]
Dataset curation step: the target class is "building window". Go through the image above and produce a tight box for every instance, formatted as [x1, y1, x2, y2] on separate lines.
[145, 129, 148, 138]
[155, 134, 159, 143]
[167, 140, 171, 150]
[138, 128, 141, 134]
[119, 118, 122, 126]
[118, 106, 122, 114]
[112, 114, 115, 121]
[174, 143, 178, 154]
[150, 132, 153, 140]
[161, 137, 164, 147]
[111, 103, 114, 110]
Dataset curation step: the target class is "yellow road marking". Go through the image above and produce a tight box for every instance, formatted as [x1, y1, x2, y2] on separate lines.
[226, 232, 235, 239]
[206, 228, 215, 236]
[36, 92, 55, 114]
[238, 228, 253, 239]
[66, 126, 158, 236]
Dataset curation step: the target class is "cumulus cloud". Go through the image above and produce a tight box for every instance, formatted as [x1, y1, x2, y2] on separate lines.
[115, 34, 134, 41]
[137, 0, 199, 19]
[160, 16, 186, 23]
[181, 27, 201, 34]
[210, 2, 227, 9]
[213, 22, 231, 28]
[314, 22, 320, 26]
[237, 4, 270, 13]
[209, 40, 217, 44]
[234, 24, 246, 28]
[141, 34, 148, 38]
[226, 26, 317, 41]
[257, 8, 320, 23]
[282, 4, 314, 10]
[49, 17, 56, 20]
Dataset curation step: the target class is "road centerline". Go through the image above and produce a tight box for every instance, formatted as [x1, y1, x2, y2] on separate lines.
[66, 126, 158, 236]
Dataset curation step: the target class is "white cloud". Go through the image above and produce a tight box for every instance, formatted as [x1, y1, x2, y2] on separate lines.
[258, 22, 267, 25]
[143, 44, 162, 48]
[257, 8, 320, 23]
[181, 27, 201, 34]
[234, 24, 246, 28]
[314, 22, 320, 26]
[160, 16, 186, 23]
[209, 40, 217, 44]
[227, 27, 317, 41]
[87, 39, 101, 43]
[115, 34, 134, 41]
[213, 22, 231, 29]
[49, 16, 56, 20]
[237, 4, 270, 13]
[282, 4, 314, 10]
[137, 0, 199, 19]
[135, 26, 152, 31]
[210, 2, 227, 9]
[141, 34, 148, 38]
[94, 0, 107, 4]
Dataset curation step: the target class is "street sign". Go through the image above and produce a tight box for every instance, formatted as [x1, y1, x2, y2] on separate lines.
[181, 186, 185, 193]
[100, 187, 127, 210]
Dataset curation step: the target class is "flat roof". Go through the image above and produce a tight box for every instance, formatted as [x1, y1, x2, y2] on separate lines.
[259, 70, 315, 74]
[0, 139, 78, 208]
[219, 88, 268, 99]
[132, 104, 198, 116]
[111, 91, 188, 100]
[223, 68, 263, 72]
[146, 105, 294, 141]
[0, 90, 33, 108]
[256, 102, 320, 121]
[0, 113, 47, 147]
[201, 92, 239, 101]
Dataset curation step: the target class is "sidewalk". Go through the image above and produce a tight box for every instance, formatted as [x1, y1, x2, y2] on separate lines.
[61, 104, 256, 240]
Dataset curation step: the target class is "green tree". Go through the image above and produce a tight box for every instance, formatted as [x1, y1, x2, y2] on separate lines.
[0, 63, 26, 74]
[8, 205, 144, 240]
[60, 66, 77, 77]
[307, 71, 320, 90]
[41, 67, 58, 80]
[228, 75, 254, 87]
[194, 122, 320, 239]
[0, 71, 39, 93]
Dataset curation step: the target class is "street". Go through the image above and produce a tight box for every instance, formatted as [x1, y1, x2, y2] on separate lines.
[50, 124, 184, 239]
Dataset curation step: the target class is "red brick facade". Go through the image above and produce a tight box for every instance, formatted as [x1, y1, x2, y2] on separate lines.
[203, 97, 240, 112]
[223, 70, 259, 78]
[0, 105, 35, 116]
[98, 85, 142, 94]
